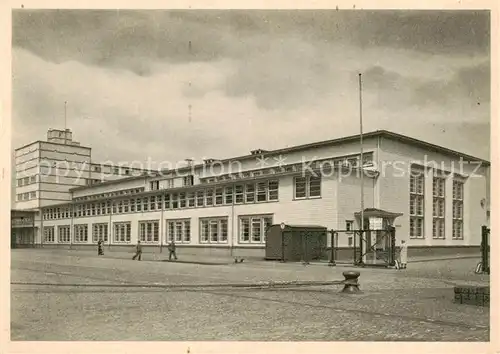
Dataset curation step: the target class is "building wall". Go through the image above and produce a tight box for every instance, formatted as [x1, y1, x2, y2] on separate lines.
[38, 173, 342, 250]
[378, 137, 488, 248]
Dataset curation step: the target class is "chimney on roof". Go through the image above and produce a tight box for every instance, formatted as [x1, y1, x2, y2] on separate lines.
[185, 159, 194, 167]
[203, 158, 217, 164]
[251, 149, 269, 155]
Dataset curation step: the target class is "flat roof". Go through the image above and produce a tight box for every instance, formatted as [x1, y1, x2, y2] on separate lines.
[15, 140, 91, 152]
[68, 129, 490, 192]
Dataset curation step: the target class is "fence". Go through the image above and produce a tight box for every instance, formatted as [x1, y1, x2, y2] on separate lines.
[327, 227, 397, 268]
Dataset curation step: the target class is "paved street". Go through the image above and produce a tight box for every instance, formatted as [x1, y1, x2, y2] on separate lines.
[11, 250, 490, 341]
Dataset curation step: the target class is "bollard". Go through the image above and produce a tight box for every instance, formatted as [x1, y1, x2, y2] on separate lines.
[341, 271, 361, 293]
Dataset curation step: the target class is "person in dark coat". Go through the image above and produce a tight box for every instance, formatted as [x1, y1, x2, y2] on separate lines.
[168, 241, 178, 261]
[97, 240, 104, 256]
[132, 241, 142, 261]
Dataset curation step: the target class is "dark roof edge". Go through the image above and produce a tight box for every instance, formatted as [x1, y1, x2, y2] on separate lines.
[15, 140, 92, 152]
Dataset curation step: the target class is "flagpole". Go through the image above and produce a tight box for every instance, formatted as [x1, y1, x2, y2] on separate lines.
[359, 73, 365, 264]
[64, 101, 67, 145]
[359, 73, 364, 228]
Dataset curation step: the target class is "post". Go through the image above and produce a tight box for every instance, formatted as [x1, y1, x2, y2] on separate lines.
[69, 202, 74, 250]
[329, 230, 336, 266]
[280, 222, 286, 262]
[32, 212, 36, 248]
[64, 101, 67, 145]
[160, 196, 164, 253]
[40, 208, 44, 248]
[108, 206, 112, 250]
[358, 73, 366, 264]
[481, 226, 490, 274]
[230, 189, 235, 259]
[389, 226, 396, 266]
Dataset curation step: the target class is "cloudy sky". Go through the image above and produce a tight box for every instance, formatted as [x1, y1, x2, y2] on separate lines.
[12, 9, 490, 168]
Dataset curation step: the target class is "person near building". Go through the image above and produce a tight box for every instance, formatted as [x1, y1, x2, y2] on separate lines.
[397, 239, 408, 270]
[132, 241, 142, 261]
[168, 241, 178, 261]
[97, 239, 104, 256]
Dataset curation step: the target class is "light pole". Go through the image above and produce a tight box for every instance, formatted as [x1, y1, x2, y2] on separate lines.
[280, 222, 286, 262]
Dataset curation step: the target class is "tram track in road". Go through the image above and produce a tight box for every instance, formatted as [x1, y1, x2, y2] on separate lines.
[11, 278, 489, 333]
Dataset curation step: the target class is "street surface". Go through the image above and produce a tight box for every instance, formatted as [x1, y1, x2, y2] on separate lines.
[11, 250, 490, 341]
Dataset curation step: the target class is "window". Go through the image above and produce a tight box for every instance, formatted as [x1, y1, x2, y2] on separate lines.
[345, 220, 354, 232]
[150, 196, 156, 211]
[29, 191, 36, 199]
[30, 175, 36, 183]
[215, 188, 223, 205]
[157, 195, 163, 210]
[183, 175, 194, 186]
[309, 176, 321, 197]
[164, 194, 171, 209]
[196, 190, 204, 207]
[452, 180, 464, 240]
[118, 201, 123, 213]
[224, 186, 233, 205]
[123, 199, 129, 213]
[150, 181, 159, 191]
[58, 225, 71, 243]
[136, 198, 142, 212]
[206, 189, 214, 206]
[294, 175, 321, 199]
[235, 185, 244, 204]
[114, 222, 131, 243]
[92, 223, 108, 243]
[106, 201, 111, 214]
[245, 183, 255, 203]
[74, 224, 88, 243]
[256, 182, 267, 202]
[409, 168, 425, 238]
[179, 193, 186, 208]
[166, 219, 191, 243]
[432, 175, 446, 239]
[92, 203, 96, 216]
[187, 192, 195, 207]
[239, 215, 273, 244]
[139, 220, 159, 243]
[143, 197, 149, 211]
[200, 218, 228, 243]
[268, 180, 279, 201]
[43, 227, 55, 243]
[171, 193, 179, 209]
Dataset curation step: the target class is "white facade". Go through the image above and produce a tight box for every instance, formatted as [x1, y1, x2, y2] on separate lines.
[14, 128, 153, 210]
[31, 130, 490, 256]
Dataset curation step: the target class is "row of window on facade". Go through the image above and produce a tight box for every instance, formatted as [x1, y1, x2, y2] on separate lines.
[74, 187, 146, 202]
[43, 176, 321, 220]
[42, 215, 273, 245]
[91, 164, 132, 175]
[409, 169, 464, 240]
[17, 175, 37, 187]
[199, 153, 374, 184]
[17, 191, 37, 201]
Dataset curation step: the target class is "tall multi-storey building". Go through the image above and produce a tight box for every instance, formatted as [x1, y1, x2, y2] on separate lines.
[11, 128, 153, 245]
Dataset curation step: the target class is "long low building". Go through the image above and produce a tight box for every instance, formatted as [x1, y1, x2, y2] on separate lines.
[12, 129, 490, 258]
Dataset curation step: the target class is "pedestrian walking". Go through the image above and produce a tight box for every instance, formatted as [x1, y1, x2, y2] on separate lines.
[97, 239, 104, 256]
[132, 241, 142, 261]
[398, 239, 408, 270]
[168, 241, 178, 261]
